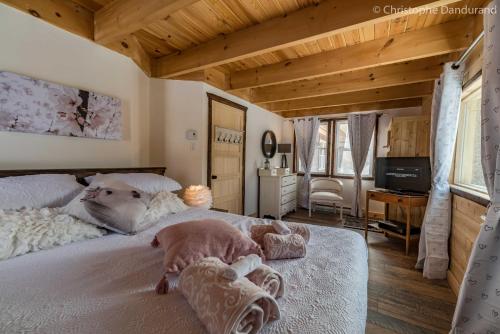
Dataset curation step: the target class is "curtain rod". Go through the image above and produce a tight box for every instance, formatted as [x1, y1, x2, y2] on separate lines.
[452, 30, 484, 70]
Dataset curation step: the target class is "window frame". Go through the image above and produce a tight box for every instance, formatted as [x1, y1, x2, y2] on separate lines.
[452, 77, 488, 195]
[293, 117, 377, 180]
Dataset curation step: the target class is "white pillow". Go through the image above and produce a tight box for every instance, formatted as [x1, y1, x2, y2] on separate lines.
[63, 180, 188, 235]
[0, 174, 84, 210]
[85, 173, 182, 193]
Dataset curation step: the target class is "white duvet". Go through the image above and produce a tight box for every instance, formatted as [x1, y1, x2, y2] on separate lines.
[0, 208, 368, 334]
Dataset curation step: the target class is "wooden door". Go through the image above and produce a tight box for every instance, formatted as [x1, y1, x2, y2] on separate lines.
[208, 94, 246, 214]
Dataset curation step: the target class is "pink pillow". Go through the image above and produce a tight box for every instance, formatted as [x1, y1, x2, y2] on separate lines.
[152, 219, 263, 274]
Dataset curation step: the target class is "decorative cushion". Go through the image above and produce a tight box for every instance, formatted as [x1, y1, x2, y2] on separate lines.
[152, 219, 263, 274]
[63, 180, 152, 235]
[0, 207, 105, 261]
[310, 191, 343, 202]
[0, 174, 84, 210]
[85, 173, 182, 193]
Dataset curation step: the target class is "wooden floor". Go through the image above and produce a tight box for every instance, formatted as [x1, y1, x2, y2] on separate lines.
[283, 209, 456, 334]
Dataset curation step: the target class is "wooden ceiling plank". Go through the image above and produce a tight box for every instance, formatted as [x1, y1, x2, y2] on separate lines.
[1, 0, 94, 39]
[278, 98, 423, 118]
[94, 0, 199, 45]
[153, 0, 461, 78]
[261, 82, 434, 112]
[250, 54, 456, 103]
[230, 16, 474, 90]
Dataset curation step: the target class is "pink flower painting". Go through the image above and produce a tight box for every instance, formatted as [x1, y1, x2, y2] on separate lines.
[0, 71, 122, 140]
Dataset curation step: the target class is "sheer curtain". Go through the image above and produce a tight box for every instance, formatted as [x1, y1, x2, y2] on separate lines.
[451, 2, 500, 331]
[293, 117, 320, 208]
[347, 113, 376, 217]
[416, 63, 464, 279]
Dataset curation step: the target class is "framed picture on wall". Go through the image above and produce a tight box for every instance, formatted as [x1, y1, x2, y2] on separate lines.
[0, 71, 122, 140]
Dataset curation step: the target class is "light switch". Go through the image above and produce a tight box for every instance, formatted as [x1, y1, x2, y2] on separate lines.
[186, 129, 198, 140]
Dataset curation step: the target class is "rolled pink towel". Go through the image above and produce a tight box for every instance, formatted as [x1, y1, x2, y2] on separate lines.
[251, 222, 310, 247]
[246, 264, 285, 299]
[263, 233, 306, 260]
[271, 220, 291, 235]
[222, 254, 262, 281]
[178, 257, 280, 334]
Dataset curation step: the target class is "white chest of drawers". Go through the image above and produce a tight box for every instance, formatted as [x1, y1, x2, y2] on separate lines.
[258, 172, 297, 220]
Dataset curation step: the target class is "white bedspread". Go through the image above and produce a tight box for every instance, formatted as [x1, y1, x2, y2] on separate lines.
[0, 208, 368, 334]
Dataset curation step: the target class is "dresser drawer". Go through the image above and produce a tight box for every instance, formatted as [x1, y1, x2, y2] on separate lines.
[281, 183, 296, 196]
[281, 192, 296, 205]
[281, 200, 296, 215]
[281, 175, 296, 187]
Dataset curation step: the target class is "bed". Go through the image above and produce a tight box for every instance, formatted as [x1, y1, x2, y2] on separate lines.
[0, 168, 368, 334]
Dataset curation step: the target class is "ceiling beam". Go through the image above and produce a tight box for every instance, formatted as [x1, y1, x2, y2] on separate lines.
[250, 54, 456, 103]
[172, 68, 229, 91]
[278, 98, 423, 118]
[106, 35, 152, 76]
[1, 0, 94, 39]
[261, 82, 433, 112]
[94, 0, 198, 45]
[153, 0, 460, 78]
[230, 16, 474, 90]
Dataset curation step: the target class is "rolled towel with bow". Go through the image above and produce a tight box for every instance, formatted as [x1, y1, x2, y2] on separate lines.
[271, 220, 291, 235]
[246, 264, 285, 299]
[263, 233, 306, 260]
[178, 257, 280, 334]
[251, 222, 310, 246]
[222, 254, 262, 281]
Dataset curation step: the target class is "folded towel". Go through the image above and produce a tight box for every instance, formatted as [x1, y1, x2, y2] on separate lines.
[271, 220, 291, 235]
[178, 257, 280, 334]
[251, 222, 310, 246]
[263, 233, 306, 260]
[246, 264, 285, 299]
[222, 254, 262, 281]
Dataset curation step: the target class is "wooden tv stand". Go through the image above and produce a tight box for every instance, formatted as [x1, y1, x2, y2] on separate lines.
[365, 189, 428, 255]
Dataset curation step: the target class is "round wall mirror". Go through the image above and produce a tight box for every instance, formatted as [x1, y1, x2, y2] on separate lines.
[261, 130, 277, 158]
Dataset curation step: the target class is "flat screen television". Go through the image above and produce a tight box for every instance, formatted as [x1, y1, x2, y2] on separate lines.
[375, 157, 431, 194]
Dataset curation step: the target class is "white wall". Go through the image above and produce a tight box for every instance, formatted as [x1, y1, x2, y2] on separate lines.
[149, 79, 285, 216]
[0, 4, 151, 169]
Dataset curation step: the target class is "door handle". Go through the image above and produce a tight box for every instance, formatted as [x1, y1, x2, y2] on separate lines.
[212, 175, 218, 180]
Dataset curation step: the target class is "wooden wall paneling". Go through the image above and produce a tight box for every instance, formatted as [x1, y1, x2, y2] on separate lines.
[448, 195, 486, 295]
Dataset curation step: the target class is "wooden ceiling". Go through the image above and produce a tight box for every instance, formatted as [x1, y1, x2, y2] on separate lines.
[1, 0, 486, 117]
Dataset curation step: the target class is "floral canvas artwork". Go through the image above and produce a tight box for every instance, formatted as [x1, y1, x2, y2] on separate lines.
[0, 71, 122, 140]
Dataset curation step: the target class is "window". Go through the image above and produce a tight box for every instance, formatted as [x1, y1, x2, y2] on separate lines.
[454, 78, 487, 193]
[333, 120, 374, 177]
[297, 122, 329, 174]
[295, 119, 375, 178]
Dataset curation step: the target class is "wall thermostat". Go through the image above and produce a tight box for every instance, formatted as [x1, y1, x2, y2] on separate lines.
[186, 129, 198, 140]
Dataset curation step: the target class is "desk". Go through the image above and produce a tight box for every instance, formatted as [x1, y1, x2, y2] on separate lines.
[365, 189, 428, 255]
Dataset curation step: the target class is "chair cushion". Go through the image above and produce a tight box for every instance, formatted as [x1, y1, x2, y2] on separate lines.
[310, 191, 343, 202]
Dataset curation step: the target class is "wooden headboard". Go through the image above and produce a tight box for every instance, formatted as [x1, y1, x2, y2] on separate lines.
[0, 167, 166, 185]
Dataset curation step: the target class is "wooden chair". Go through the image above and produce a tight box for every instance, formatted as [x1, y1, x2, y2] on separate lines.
[309, 178, 344, 218]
